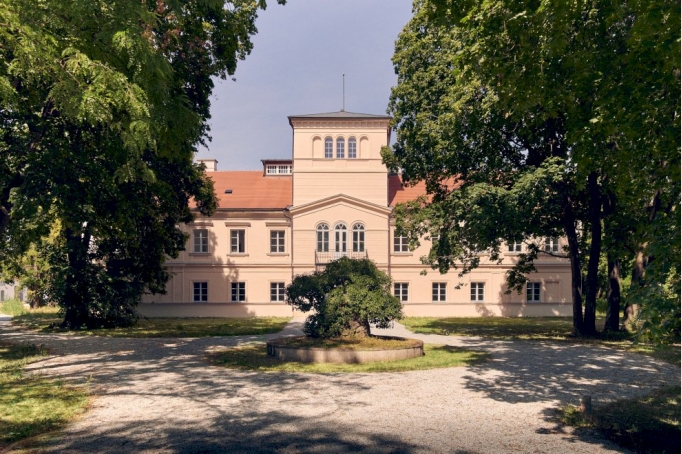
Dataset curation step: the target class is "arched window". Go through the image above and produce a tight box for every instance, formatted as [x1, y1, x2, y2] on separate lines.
[324, 137, 333, 159]
[316, 223, 329, 252]
[336, 137, 345, 159]
[348, 137, 357, 158]
[352, 223, 365, 252]
[334, 223, 347, 253]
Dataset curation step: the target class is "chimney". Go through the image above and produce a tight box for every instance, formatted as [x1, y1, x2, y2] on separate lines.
[197, 158, 218, 172]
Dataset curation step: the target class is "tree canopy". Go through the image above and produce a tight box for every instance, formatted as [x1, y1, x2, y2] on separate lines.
[0, 0, 283, 328]
[385, 0, 679, 338]
[286, 258, 403, 339]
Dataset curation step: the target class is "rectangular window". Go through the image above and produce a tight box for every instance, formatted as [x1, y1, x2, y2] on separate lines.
[230, 229, 245, 254]
[270, 230, 285, 253]
[266, 165, 277, 175]
[193, 229, 208, 253]
[508, 241, 522, 252]
[270, 282, 286, 302]
[0, 290, 4, 301]
[432, 283, 446, 302]
[336, 138, 345, 158]
[545, 237, 559, 253]
[394, 232, 409, 252]
[278, 165, 290, 174]
[471, 283, 485, 302]
[324, 139, 333, 158]
[527, 282, 541, 302]
[193, 282, 208, 302]
[394, 283, 409, 302]
[348, 139, 357, 158]
[231, 282, 246, 302]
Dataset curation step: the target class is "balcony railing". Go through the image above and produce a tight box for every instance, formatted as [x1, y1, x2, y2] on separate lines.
[315, 250, 368, 265]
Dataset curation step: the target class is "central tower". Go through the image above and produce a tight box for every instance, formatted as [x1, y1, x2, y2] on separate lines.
[288, 111, 392, 207]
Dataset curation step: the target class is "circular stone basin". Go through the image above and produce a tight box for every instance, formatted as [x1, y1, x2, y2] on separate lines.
[266, 336, 424, 364]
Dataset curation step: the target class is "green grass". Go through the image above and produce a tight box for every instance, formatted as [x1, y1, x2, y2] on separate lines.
[12, 309, 291, 338]
[560, 386, 681, 454]
[0, 299, 28, 316]
[402, 317, 681, 365]
[0, 342, 89, 448]
[206, 343, 490, 373]
[270, 335, 422, 350]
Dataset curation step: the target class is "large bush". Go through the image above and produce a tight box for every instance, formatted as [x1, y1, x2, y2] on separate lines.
[286, 258, 403, 339]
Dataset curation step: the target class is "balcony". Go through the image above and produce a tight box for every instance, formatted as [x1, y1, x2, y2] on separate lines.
[315, 250, 368, 265]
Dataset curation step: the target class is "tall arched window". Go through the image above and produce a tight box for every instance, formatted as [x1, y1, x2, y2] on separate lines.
[324, 137, 333, 159]
[316, 223, 329, 252]
[336, 137, 345, 158]
[352, 223, 365, 252]
[348, 137, 357, 159]
[334, 223, 347, 253]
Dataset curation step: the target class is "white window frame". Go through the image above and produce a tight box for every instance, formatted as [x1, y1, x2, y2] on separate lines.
[270, 282, 286, 302]
[231, 282, 246, 302]
[348, 137, 357, 158]
[352, 223, 365, 252]
[278, 165, 290, 174]
[336, 137, 345, 158]
[545, 237, 560, 253]
[334, 223, 347, 253]
[527, 282, 541, 302]
[394, 283, 409, 302]
[394, 231, 409, 253]
[470, 283, 485, 302]
[266, 165, 278, 175]
[270, 230, 285, 253]
[193, 229, 208, 253]
[508, 241, 522, 252]
[230, 229, 245, 254]
[193, 281, 208, 302]
[324, 137, 333, 159]
[432, 283, 446, 302]
[317, 223, 330, 252]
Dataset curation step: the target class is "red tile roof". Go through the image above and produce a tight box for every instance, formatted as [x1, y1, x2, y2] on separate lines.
[208, 171, 292, 209]
[388, 174, 428, 206]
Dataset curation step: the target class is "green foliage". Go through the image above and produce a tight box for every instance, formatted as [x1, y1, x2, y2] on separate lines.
[286, 258, 403, 339]
[387, 0, 680, 337]
[0, 299, 26, 316]
[0, 0, 284, 328]
[207, 344, 490, 373]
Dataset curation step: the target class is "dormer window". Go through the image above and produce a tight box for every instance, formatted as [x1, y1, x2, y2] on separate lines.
[266, 165, 278, 175]
[348, 137, 357, 158]
[325, 137, 333, 158]
[336, 138, 345, 158]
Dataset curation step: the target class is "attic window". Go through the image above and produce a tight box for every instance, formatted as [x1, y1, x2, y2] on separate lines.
[224, 189, 233, 194]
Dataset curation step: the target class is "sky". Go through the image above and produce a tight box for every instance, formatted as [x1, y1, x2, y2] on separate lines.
[196, 0, 414, 170]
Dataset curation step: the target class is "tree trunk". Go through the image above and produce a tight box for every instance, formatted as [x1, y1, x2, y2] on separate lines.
[61, 227, 91, 329]
[561, 197, 585, 336]
[603, 254, 621, 332]
[341, 318, 371, 338]
[584, 173, 601, 336]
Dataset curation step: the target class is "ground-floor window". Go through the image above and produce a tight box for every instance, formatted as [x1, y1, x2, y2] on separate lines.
[231, 282, 246, 302]
[193, 282, 208, 302]
[0, 290, 4, 301]
[270, 282, 286, 302]
[470, 283, 485, 301]
[527, 282, 541, 302]
[394, 283, 409, 302]
[432, 283, 446, 302]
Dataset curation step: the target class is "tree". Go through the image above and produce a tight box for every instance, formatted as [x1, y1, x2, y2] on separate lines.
[286, 258, 403, 339]
[0, 0, 284, 328]
[385, 0, 679, 336]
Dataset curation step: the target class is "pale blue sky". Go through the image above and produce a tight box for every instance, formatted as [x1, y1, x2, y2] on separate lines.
[197, 0, 414, 170]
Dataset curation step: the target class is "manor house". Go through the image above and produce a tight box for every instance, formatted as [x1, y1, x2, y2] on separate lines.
[140, 111, 572, 318]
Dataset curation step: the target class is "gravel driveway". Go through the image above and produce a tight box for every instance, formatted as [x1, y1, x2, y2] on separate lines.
[1, 315, 678, 453]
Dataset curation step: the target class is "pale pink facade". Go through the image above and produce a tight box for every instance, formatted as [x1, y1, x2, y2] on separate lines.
[140, 111, 573, 318]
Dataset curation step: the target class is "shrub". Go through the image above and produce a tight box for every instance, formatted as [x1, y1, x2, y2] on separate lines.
[0, 299, 27, 316]
[286, 258, 403, 339]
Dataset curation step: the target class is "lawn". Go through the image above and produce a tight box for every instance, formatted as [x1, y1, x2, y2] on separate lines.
[207, 343, 490, 373]
[0, 342, 89, 448]
[560, 385, 681, 454]
[402, 317, 681, 365]
[12, 308, 291, 338]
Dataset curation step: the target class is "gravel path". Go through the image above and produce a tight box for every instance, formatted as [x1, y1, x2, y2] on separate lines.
[1, 315, 678, 453]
